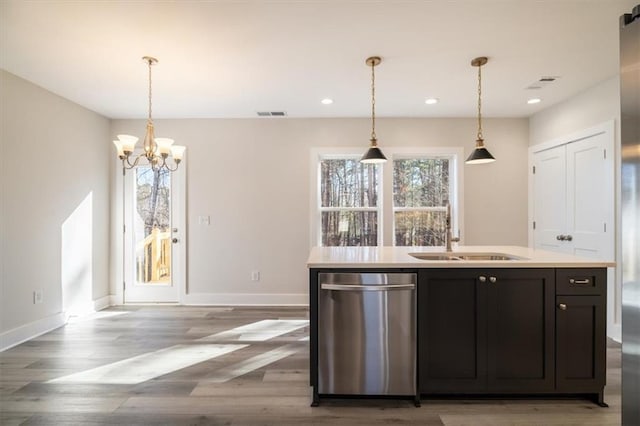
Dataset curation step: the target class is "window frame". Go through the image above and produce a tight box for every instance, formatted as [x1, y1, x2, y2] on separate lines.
[310, 146, 463, 248]
[311, 149, 384, 247]
[388, 150, 462, 247]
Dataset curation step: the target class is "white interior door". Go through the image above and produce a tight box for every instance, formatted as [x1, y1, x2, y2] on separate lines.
[532, 126, 613, 260]
[533, 145, 568, 252]
[124, 162, 186, 303]
[566, 134, 614, 260]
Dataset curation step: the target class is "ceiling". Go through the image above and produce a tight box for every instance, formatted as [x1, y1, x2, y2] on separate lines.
[0, 1, 635, 119]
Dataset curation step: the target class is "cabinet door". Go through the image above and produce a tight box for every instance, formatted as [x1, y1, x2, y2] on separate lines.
[556, 295, 606, 392]
[419, 269, 487, 393]
[486, 269, 555, 392]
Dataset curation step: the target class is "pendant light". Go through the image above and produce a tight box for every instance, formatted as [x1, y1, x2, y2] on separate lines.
[113, 56, 186, 172]
[360, 56, 387, 164]
[466, 56, 496, 164]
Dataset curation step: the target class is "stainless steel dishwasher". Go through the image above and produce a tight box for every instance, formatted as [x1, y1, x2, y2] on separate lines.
[318, 272, 417, 398]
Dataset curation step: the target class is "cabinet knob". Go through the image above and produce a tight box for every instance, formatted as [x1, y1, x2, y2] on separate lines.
[565, 234, 573, 241]
[479, 276, 487, 282]
[489, 276, 497, 283]
[172, 238, 179, 244]
[558, 303, 567, 311]
[556, 234, 564, 241]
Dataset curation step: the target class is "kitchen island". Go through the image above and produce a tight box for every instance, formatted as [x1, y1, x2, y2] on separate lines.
[307, 245, 614, 407]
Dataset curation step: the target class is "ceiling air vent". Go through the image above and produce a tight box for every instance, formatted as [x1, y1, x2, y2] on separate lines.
[526, 76, 561, 90]
[256, 111, 287, 117]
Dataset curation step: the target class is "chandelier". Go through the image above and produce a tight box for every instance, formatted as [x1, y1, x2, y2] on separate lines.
[466, 56, 496, 164]
[360, 56, 387, 164]
[113, 56, 185, 171]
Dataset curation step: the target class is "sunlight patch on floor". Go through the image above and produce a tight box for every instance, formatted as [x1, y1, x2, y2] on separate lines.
[48, 344, 247, 384]
[204, 343, 302, 383]
[197, 319, 308, 342]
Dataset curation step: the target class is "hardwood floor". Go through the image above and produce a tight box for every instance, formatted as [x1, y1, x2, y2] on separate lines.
[0, 306, 622, 425]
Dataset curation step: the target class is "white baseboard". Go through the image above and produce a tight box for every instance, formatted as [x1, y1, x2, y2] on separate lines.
[609, 323, 622, 343]
[182, 293, 308, 306]
[0, 312, 66, 352]
[94, 295, 111, 311]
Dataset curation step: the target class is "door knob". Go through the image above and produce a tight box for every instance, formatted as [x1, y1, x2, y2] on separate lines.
[558, 303, 567, 310]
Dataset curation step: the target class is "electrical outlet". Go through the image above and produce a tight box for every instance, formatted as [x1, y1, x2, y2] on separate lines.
[251, 271, 260, 282]
[33, 290, 43, 304]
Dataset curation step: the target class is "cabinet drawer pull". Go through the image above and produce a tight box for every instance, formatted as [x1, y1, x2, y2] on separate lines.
[569, 278, 590, 285]
[558, 303, 567, 310]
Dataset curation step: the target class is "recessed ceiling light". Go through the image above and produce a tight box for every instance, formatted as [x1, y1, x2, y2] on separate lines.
[321, 98, 333, 105]
[425, 98, 439, 105]
[527, 98, 542, 104]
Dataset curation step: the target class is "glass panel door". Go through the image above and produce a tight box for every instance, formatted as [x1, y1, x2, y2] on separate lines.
[124, 163, 184, 303]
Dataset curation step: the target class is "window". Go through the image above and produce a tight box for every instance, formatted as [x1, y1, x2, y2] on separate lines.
[318, 157, 381, 246]
[393, 157, 450, 246]
[312, 148, 462, 247]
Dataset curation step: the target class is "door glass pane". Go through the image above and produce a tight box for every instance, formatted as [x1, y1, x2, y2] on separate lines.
[321, 211, 378, 246]
[134, 166, 171, 284]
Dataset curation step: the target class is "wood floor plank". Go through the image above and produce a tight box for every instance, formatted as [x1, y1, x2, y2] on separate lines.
[0, 306, 622, 425]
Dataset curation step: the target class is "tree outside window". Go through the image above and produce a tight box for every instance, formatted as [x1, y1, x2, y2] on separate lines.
[319, 158, 379, 246]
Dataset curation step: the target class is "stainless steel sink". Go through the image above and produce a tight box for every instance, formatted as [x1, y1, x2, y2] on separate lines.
[409, 254, 461, 261]
[409, 252, 527, 261]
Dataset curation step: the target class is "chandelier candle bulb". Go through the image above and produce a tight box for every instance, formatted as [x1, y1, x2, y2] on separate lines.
[155, 138, 175, 157]
[170, 145, 186, 162]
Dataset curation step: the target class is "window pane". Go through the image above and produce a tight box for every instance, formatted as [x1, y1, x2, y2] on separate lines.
[320, 159, 378, 207]
[393, 158, 449, 207]
[134, 167, 171, 284]
[321, 211, 378, 246]
[394, 211, 446, 246]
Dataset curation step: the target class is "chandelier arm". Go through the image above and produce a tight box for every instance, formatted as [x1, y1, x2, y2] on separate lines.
[164, 160, 180, 172]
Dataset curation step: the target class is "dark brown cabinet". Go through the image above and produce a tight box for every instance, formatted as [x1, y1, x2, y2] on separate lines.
[311, 266, 608, 405]
[555, 268, 607, 405]
[419, 268, 555, 394]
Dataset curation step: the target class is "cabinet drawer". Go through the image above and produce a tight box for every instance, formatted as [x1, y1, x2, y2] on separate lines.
[556, 268, 606, 295]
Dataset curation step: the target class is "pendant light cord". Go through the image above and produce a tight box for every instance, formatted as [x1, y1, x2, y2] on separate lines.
[370, 61, 376, 142]
[148, 58, 153, 123]
[477, 63, 483, 141]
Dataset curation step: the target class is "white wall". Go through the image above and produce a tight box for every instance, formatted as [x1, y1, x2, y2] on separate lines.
[0, 70, 111, 349]
[110, 117, 529, 304]
[529, 76, 622, 341]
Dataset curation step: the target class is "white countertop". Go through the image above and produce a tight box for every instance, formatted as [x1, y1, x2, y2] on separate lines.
[307, 245, 615, 268]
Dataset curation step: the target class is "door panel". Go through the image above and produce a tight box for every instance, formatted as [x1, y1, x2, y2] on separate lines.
[566, 134, 614, 260]
[533, 145, 567, 252]
[124, 162, 185, 303]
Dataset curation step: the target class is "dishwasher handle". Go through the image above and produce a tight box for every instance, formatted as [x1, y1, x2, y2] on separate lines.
[321, 283, 416, 291]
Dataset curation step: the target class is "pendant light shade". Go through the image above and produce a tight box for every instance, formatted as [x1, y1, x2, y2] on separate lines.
[361, 145, 387, 163]
[466, 56, 496, 165]
[360, 56, 387, 164]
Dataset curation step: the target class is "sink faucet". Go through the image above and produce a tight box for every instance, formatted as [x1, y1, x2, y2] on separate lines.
[445, 200, 460, 252]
